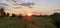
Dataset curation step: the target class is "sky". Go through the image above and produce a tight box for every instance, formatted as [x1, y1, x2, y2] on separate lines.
[0, 0, 60, 15]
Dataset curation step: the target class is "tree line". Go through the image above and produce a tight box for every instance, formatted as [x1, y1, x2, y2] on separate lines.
[0, 8, 23, 19]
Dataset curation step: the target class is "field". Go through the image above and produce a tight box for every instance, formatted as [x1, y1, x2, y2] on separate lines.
[0, 16, 57, 28]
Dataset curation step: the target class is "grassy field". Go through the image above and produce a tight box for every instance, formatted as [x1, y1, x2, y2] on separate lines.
[0, 16, 57, 28]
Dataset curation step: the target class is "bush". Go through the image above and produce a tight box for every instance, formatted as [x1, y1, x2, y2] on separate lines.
[51, 12, 60, 28]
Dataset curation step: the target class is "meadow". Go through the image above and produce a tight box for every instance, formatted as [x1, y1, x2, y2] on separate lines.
[0, 16, 57, 28]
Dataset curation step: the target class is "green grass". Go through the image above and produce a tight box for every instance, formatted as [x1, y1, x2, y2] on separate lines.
[0, 17, 57, 28]
[33, 17, 57, 28]
[0, 17, 25, 28]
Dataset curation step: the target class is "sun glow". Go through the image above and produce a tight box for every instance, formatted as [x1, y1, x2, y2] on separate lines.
[27, 13, 32, 16]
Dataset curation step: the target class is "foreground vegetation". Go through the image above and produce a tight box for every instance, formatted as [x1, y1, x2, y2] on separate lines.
[0, 8, 60, 28]
[0, 16, 57, 28]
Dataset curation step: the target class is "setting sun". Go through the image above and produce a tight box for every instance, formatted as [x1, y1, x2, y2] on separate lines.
[27, 13, 32, 16]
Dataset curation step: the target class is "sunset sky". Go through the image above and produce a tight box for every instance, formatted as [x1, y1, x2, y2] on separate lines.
[0, 0, 60, 15]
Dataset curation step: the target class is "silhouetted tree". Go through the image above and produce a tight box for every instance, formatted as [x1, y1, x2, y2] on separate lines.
[0, 8, 4, 12]
[51, 12, 60, 28]
[0, 8, 6, 17]
[17, 14, 23, 19]
[6, 13, 9, 16]
[11, 14, 16, 18]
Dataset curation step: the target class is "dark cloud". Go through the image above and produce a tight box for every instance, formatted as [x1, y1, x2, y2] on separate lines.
[19, 2, 35, 6]
[5, 0, 35, 7]
[11, 0, 17, 4]
[0, 3, 8, 6]
[0, 3, 9, 9]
